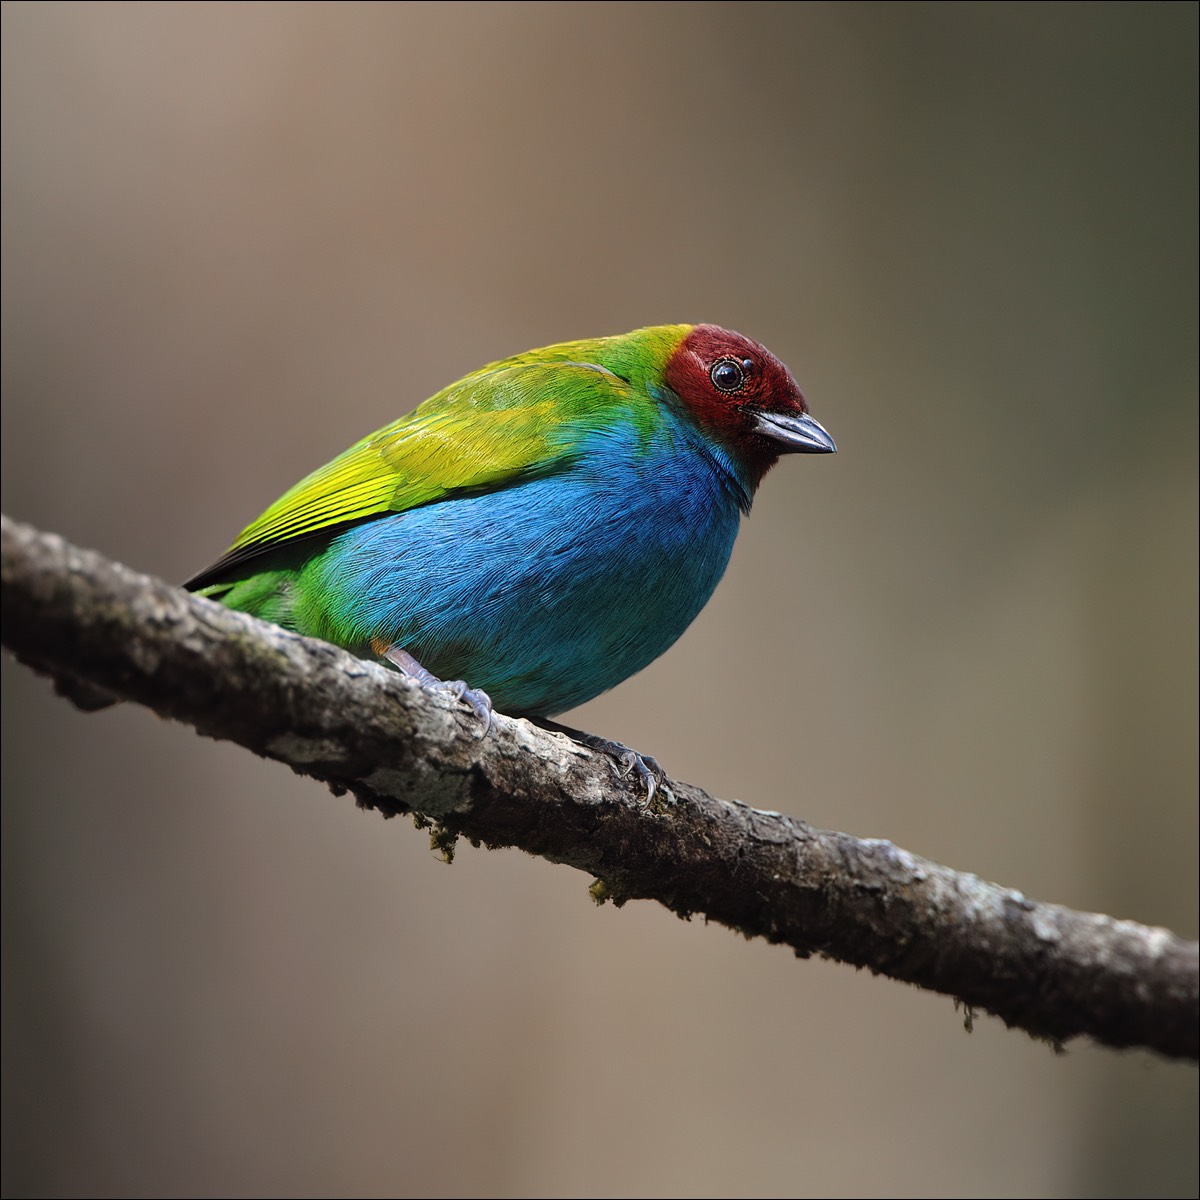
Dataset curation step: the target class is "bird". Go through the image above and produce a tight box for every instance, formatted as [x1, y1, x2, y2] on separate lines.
[185, 324, 835, 778]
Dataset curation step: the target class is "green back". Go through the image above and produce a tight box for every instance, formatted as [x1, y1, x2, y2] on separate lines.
[188, 325, 691, 587]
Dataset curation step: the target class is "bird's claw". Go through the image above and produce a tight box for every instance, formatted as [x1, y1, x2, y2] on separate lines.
[379, 644, 493, 737]
[535, 719, 670, 806]
[440, 679, 494, 738]
[613, 748, 667, 805]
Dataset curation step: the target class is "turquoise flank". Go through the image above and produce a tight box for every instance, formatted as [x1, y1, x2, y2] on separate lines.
[287, 404, 751, 716]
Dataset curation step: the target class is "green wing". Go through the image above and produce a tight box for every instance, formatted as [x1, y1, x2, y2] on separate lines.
[185, 359, 634, 588]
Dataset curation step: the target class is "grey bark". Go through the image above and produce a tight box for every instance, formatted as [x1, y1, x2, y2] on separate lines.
[2, 512, 1196, 1062]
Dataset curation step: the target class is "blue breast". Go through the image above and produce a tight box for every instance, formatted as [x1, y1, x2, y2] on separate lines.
[298, 413, 751, 716]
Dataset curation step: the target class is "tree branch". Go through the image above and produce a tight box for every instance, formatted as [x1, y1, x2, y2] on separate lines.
[2, 512, 1196, 1061]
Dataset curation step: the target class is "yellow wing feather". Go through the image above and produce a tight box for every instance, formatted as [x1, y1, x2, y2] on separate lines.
[228, 362, 630, 553]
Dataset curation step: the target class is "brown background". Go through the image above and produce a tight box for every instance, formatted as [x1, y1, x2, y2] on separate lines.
[3, 4, 1196, 1197]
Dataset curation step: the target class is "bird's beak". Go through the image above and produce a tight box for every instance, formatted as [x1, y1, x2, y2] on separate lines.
[752, 410, 837, 454]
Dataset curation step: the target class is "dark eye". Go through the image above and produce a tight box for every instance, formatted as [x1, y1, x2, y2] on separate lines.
[710, 359, 746, 394]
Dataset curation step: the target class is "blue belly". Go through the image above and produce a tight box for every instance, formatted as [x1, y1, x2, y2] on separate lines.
[296, 423, 748, 716]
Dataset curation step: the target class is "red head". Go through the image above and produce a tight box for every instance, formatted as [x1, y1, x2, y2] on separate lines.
[664, 324, 835, 486]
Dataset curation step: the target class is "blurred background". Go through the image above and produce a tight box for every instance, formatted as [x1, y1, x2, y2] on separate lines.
[2, 3, 1196, 1197]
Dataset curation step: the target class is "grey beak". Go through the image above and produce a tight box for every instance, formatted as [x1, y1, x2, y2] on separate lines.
[752, 410, 837, 454]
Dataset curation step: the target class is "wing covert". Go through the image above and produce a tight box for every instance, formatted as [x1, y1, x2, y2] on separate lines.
[186, 360, 633, 589]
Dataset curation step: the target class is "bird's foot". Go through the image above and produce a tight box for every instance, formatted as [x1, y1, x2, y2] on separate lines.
[378, 644, 493, 738]
[535, 719, 671, 806]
